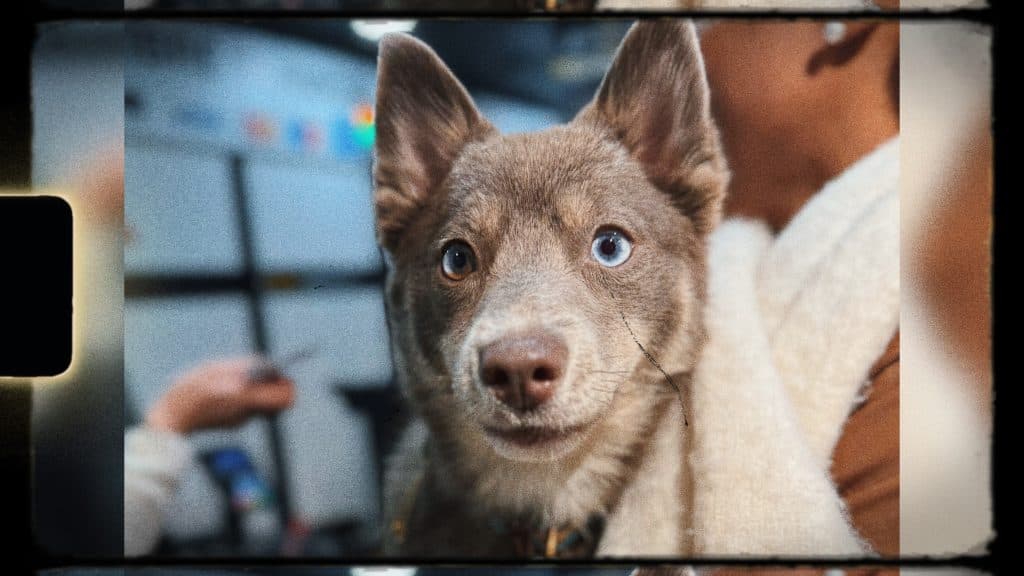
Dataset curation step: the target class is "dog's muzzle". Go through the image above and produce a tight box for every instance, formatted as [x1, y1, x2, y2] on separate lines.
[478, 329, 568, 412]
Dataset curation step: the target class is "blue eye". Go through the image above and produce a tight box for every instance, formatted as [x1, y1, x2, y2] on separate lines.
[441, 241, 477, 280]
[591, 229, 632, 268]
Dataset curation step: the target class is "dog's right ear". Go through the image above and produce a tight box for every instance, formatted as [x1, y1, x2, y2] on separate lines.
[574, 20, 728, 237]
[373, 33, 495, 252]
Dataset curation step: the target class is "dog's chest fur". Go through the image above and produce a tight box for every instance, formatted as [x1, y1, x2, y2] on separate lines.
[385, 398, 688, 557]
[598, 400, 688, 555]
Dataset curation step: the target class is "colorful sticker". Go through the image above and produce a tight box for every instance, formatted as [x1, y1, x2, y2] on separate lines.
[244, 112, 277, 144]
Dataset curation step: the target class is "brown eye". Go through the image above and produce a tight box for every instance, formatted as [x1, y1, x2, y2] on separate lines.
[441, 241, 477, 281]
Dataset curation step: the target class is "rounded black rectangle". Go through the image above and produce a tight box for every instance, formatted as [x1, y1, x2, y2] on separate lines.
[0, 195, 72, 377]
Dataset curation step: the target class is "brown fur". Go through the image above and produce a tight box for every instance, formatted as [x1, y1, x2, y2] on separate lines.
[373, 20, 728, 556]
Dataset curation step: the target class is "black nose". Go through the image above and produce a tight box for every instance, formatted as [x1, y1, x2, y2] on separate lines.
[479, 331, 568, 412]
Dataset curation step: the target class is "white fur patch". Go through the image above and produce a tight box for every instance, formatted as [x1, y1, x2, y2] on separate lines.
[598, 400, 685, 556]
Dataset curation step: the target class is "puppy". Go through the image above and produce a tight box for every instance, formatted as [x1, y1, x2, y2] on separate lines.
[372, 20, 728, 557]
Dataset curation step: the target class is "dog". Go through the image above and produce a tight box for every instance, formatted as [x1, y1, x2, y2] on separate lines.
[371, 20, 729, 557]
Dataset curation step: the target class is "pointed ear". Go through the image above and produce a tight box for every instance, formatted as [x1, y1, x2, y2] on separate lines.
[575, 20, 729, 236]
[373, 33, 495, 252]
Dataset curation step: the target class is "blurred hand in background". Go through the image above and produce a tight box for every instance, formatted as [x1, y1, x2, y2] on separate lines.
[146, 357, 296, 435]
[126, 356, 295, 556]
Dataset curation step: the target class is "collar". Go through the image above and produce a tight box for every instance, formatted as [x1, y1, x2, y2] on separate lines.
[518, 0, 597, 11]
[386, 463, 608, 557]
[491, 514, 606, 558]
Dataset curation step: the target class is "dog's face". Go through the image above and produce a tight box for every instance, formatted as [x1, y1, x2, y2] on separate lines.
[373, 21, 728, 464]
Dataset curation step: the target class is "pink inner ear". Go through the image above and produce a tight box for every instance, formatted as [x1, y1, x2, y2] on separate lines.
[635, 91, 682, 180]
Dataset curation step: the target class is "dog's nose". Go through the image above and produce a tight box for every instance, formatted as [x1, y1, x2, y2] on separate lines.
[479, 331, 568, 411]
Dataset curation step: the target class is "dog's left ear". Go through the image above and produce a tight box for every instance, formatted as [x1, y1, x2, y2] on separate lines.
[575, 20, 728, 236]
[373, 33, 496, 253]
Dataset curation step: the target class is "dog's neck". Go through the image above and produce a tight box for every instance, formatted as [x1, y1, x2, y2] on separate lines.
[420, 383, 678, 530]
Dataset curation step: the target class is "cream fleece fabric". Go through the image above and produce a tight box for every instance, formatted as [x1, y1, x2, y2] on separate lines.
[123, 425, 193, 556]
[596, 0, 877, 10]
[759, 138, 900, 466]
[689, 137, 899, 556]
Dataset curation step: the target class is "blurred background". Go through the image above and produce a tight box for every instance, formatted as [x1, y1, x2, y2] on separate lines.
[42, 0, 990, 12]
[39, 18, 631, 558]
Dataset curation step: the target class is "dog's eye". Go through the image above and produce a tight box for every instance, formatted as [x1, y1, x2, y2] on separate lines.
[591, 229, 632, 268]
[441, 241, 477, 280]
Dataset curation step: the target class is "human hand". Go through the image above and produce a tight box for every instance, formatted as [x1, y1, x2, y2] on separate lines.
[145, 357, 296, 435]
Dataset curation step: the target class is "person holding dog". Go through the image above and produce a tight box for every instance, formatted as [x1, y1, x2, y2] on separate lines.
[690, 17, 901, 558]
